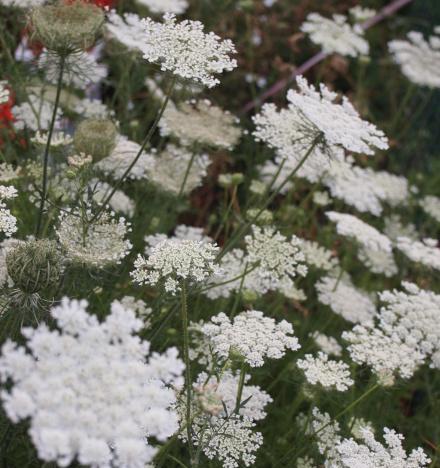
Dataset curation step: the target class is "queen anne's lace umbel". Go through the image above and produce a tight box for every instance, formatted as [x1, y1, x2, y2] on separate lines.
[136, 0, 188, 15]
[335, 427, 431, 467]
[389, 30, 440, 88]
[297, 352, 354, 392]
[141, 14, 237, 88]
[301, 12, 369, 57]
[396, 237, 440, 271]
[288, 77, 389, 155]
[0, 298, 184, 468]
[131, 238, 220, 294]
[201, 310, 301, 367]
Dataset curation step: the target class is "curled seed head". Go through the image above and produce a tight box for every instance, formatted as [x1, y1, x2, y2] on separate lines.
[6, 240, 64, 294]
[30, 1, 104, 56]
[74, 119, 117, 162]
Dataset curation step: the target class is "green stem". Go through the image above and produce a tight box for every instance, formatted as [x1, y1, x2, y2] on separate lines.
[198, 263, 258, 294]
[214, 186, 237, 241]
[90, 76, 176, 224]
[234, 362, 247, 414]
[180, 282, 196, 466]
[217, 137, 320, 261]
[178, 151, 197, 198]
[35, 54, 65, 238]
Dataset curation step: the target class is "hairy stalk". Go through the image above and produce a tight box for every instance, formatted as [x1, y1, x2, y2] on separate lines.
[35, 55, 65, 237]
[234, 362, 247, 414]
[90, 77, 176, 224]
[180, 282, 196, 466]
[218, 137, 320, 261]
[178, 151, 197, 198]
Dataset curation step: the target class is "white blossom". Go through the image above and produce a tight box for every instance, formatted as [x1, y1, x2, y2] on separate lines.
[389, 30, 440, 88]
[0, 298, 184, 468]
[288, 76, 388, 155]
[396, 237, 440, 271]
[13, 94, 63, 132]
[136, 0, 188, 15]
[160, 99, 241, 149]
[357, 246, 398, 277]
[383, 215, 417, 242]
[297, 352, 353, 391]
[301, 12, 369, 57]
[335, 427, 430, 467]
[420, 195, 440, 223]
[326, 211, 392, 252]
[106, 11, 146, 53]
[74, 98, 114, 119]
[299, 239, 338, 271]
[316, 274, 376, 324]
[312, 332, 342, 357]
[0, 0, 44, 8]
[0, 81, 9, 104]
[0, 186, 18, 238]
[141, 14, 237, 88]
[201, 310, 300, 367]
[56, 210, 132, 268]
[96, 137, 156, 180]
[349, 6, 377, 22]
[131, 238, 219, 294]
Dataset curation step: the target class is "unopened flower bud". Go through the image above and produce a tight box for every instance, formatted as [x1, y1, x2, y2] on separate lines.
[246, 208, 273, 225]
[74, 119, 117, 162]
[6, 240, 63, 294]
[30, 1, 104, 56]
[242, 289, 259, 303]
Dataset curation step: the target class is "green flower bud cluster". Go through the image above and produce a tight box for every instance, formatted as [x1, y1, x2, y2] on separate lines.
[6, 240, 64, 294]
[73, 119, 117, 162]
[30, 1, 104, 57]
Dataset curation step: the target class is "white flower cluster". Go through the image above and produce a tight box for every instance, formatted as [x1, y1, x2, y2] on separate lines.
[301, 12, 369, 57]
[91, 181, 135, 217]
[146, 144, 211, 195]
[142, 14, 237, 88]
[112, 295, 153, 328]
[136, 0, 188, 15]
[97, 137, 156, 181]
[297, 352, 353, 391]
[358, 246, 398, 277]
[0, 163, 20, 182]
[0, 0, 44, 8]
[244, 225, 308, 290]
[396, 237, 440, 271]
[349, 6, 376, 22]
[312, 332, 342, 357]
[326, 211, 392, 252]
[299, 239, 338, 271]
[379, 282, 440, 370]
[384, 215, 418, 242]
[316, 274, 376, 324]
[38, 50, 107, 89]
[160, 99, 241, 149]
[343, 323, 425, 386]
[56, 210, 132, 268]
[307, 407, 342, 464]
[74, 98, 114, 119]
[13, 94, 63, 132]
[194, 371, 272, 422]
[335, 427, 430, 467]
[288, 76, 388, 155]
[201, 310, 301, 367]
[0, 298, 183, 468]
[389, 30, 440, 88]
[0, 185, 18, 238]
[131, 238, 219, 294]
[0, 81, 9, 104]
[32, 130, 73, 148]
[420, 195, 440, 222]
[106, 11, 146, 53]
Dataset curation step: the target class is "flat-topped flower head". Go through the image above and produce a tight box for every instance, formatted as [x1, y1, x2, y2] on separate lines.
[201, 310, 301, 367]
[136, 0, 188, 15]
[326, 211, 392, 252]
[420, 195, 440, 223]
[106, 11, 146, 53]
[297, 352, 354, 392]
[159, 99, 241, 149]
[301, 12, 369, 57]
[141, 13, 237, 88]
[56, 210, 132, 268]
[0, 298, 183, 468]
[245, 225, 308, 288]
[288, 76, 389, 155]
[396, 237, 440, 271]
[336, 427, 430, 467]
[389, 29, 440, 88]
[131, 238, 220, 294]
[0, 185, 18, 238]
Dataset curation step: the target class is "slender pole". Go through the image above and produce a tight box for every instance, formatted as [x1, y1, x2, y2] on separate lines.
[35, 55, 65, 237]
[178, 151, 197, 197]
[234, 362, 247, 414]
[242, 0, 414, 113]
[180, 282, 196, 466]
